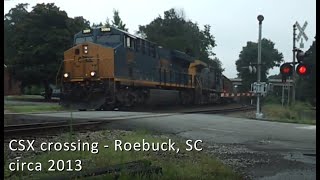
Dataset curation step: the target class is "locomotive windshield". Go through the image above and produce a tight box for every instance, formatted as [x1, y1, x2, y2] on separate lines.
[75, 36, 94, 44]
[96, 35, 121, 45]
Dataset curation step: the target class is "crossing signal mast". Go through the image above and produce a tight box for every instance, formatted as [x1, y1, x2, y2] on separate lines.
[291, 21, 308, 104]
[295, 49, 310, 76]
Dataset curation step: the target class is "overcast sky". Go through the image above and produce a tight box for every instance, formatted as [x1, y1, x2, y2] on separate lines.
[4, 0, 316, 78]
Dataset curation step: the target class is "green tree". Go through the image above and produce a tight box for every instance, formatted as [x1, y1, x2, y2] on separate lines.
[67, 16, 90, 34]
[92, 22, 103, 28]
[210, 57, 224, 72]
[137, 8, 221, 70]
[4, 3, 90, 95]
[109, 9, 128, 31]
[235, 39, 284, 92]
[4, 3, 29, 65]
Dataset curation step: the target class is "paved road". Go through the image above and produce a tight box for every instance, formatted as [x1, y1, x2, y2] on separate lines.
[21, 111, 316, 179]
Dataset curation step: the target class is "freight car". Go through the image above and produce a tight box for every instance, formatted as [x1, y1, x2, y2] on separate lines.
[59, 27, 231, 110]
[221, 75, 235, 103]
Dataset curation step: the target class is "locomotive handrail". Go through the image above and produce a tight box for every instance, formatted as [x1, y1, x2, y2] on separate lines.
[55, 60, 64, 87]
[114, 43, 122, 50]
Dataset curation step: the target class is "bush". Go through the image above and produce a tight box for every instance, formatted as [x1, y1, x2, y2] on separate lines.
[263, 101, 315, 124]
[23, 85, 44, 95]
[263, 95, 282, 104]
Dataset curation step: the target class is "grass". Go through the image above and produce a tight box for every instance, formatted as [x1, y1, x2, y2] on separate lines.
[4, 104, 63, 113]
[263, 101, 316, 125]
[5, 95, 44, 100]
[4, 95, 64, 113]
[4, 130, 242, 180]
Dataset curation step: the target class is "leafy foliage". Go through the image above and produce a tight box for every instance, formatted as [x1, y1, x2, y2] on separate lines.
[137, 8, 222, 71]
[102, 9, 128, 31]
[111, 10, 128, 31]
[4, 3, 90, 88]
[92, 9, 128, 31]
[235, 39, 284, 92]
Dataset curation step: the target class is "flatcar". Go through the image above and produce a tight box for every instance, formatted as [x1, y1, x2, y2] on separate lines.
[59, 27, 230, 110]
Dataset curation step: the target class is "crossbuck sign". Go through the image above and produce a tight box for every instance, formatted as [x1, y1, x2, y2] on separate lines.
[296, 21, 308, 48]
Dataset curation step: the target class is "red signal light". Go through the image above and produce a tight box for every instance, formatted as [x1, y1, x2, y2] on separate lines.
[283, 67, 290, 74]
[298, 66, 306, 74]
[280, 63, 293, 76]
[296, 64, 309, 76]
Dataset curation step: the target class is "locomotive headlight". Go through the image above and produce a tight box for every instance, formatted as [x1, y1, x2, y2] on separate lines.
[90, 71, 96, 77]
[83, 45, 88, 54]
[63, 73, 69, 78]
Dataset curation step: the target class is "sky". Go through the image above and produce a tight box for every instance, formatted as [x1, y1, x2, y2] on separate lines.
[4, 0, 316, 78]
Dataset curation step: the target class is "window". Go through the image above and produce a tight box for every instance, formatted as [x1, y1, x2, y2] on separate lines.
[75, 49, 80, 55]
[136, 39, 141, 52]
[75, 36, 94, 44]
[96, 35, 121, 44]
[126, 36, 131, 47]
[125, 36, 135, 50]
[130, 38, 135, 49]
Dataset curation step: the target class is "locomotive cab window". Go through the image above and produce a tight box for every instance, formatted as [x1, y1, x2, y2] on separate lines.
[75, 36, 94, 45]
[136, 39, 141, 52]
[125, 36, 135, 50]
[96, 35, 121, 44]
[126, 36, 131, 47]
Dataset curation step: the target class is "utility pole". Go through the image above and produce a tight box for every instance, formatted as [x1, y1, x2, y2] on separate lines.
[256, 15, 264, 119]
[292, 24, 296, 104]
[281, 84, 284, 106]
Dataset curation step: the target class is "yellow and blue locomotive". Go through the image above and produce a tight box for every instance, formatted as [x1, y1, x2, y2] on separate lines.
[60, 27, 226, 110]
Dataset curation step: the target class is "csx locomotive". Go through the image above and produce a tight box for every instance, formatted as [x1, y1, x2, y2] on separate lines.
[60, 27, 232, 110]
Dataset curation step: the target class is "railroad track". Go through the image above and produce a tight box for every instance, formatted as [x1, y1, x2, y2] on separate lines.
[4, 104, 255, 138]
[4, 121, 106, 138]
[182, 104, 256, 114]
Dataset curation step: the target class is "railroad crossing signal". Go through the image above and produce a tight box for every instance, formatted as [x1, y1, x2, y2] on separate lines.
[280, 63, 293, 82]
[295, 49, 311, 76]
[280, 63, 293, 76]
[248, 65, 256, 73]
[296, 63, 310, 76]
[240, 64, 256, 74]
[279, 48, 311, 79]
[296, 21, 308, 48]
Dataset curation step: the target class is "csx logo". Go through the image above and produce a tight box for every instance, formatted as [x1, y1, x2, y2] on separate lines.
[9, 140, 35, 151]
